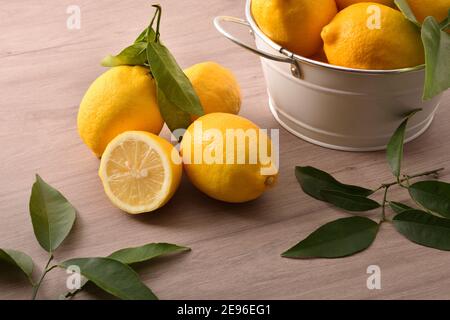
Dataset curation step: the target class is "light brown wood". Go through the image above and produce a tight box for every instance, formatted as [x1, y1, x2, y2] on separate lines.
[1, 0, 450, 300]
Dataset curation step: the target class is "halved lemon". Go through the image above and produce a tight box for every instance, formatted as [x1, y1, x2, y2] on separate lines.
[99, 131, 182, 214]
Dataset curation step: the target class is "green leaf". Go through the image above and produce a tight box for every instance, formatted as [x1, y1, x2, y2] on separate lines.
[134, 27, 156, 43]
[320, 190, 380, 212]
[101, 27, 156, 67]
[0, 249, 34, 284]
[393, 210, 450, 251]
[440, 10, 449, 30]
[282, 217, 379, 259]
[389, 201, 415, 214]
[294, 166, 373, 201]
[29, 175, 76, 253]
[62, 243, 189, 299]
[409, 181, 450, 218]
[146, 34, 204, 118]
[386, 109, 420, 179]
[157, 87, 192, 132]
[422, 16, 450, 100]
[395, 0, 420, 26]
[60, 258, 157, 300]
[108, 243, 190, 265]
[101, 42, 148, 67]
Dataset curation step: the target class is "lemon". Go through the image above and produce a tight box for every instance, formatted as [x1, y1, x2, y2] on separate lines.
[99, 131, 182, 214]
[309, 47, 329, 63]
[251, 0, 337, 57]
[335, 0, 395, 10]
[321, 3, 425, 70]
[78, 66, 164, 157]
[407, 0, 450, 23]
[185, 62, 241, 119]
[180, 113, 278, 203]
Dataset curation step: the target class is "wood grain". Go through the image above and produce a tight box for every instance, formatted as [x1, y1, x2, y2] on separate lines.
[1, 0, 449, 300]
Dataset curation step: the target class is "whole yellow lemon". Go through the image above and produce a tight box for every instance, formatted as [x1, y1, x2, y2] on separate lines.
[251, 0, 337, 57]
[321, 3, 425, 70]
[335, 0, 395, 10]
[185, 62, 241, 119]
[181, 113, 278, 203]
[78, 66, 164, 157]
[407, 0, 450, 23]
[309, 47, 329, 63]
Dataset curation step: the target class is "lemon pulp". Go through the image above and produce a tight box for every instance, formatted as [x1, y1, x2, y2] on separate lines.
[99, 131, 182, 214]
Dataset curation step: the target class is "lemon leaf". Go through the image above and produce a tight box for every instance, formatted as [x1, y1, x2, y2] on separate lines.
[389, 201, 415, 214]
[101, 27, 156, 67]
[60, 258, 157, 300]
[157, 87, 192, 133]
[145, 5, 203, 131]
[320, 190, 380, 212]
[101, 42, 148, 67]
[394, 0, 420, 27]
[295, 166, 373, 201]
[29, 175, 76, 253]
[61, 243, 189, 299]
[386, 109, 421, 179]
[394, 210, 450, 251]
[422, 16, 450, 100]
[282, 217, 379, 259]
[147, 40, 204, 117]
[108, 243, 190, 265]
[409, 181, 450, 218]
[0, 249, 34, 284]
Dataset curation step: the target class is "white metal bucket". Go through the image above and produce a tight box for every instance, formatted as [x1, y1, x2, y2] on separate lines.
[214, 0, 443, 151]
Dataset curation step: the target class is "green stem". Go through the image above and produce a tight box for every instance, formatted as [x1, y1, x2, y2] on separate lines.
[374, 167, 443, 222]
[375, 167, 444, 191]
[381, 186, 390, 222]
[31, 254, 55, 300]
[152, 4, 162, 42]
[146, 4, 162, 43]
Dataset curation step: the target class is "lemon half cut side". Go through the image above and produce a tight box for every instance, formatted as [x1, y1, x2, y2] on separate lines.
[99, 131, 182, 214]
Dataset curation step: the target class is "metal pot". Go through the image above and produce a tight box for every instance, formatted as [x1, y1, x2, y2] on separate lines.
[214, 0, 443, 151]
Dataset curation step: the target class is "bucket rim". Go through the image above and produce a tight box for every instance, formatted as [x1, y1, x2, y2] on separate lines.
[245, 0, 425, 75]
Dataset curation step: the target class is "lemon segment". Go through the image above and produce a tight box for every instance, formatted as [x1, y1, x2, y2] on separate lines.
[99, 131, 182, 214]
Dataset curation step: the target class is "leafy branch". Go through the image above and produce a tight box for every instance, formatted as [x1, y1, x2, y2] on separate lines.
[284, 110, 450, 259]
[0, 175, 190, 300]
[101, 3, 204, 133]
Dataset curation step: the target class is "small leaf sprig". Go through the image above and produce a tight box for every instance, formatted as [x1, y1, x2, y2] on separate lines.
[283, 110, 450, 259]
[395, 0, 450, 100]
[0, 175, 190, 299]
[101, 4, 204, 133]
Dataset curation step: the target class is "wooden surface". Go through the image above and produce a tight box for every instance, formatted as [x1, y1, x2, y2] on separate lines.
[1, 0, 450, 300]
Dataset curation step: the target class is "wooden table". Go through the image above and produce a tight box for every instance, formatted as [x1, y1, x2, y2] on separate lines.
[1, 0, 449, 300]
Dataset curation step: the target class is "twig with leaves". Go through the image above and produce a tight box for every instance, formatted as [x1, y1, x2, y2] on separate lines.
[0, 175, 190, 300]
[101, 4, 204, 133]
[283, 109, 450, 259]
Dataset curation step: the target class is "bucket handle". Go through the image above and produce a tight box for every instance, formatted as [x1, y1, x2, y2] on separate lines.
[213, 16, 302, 79]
